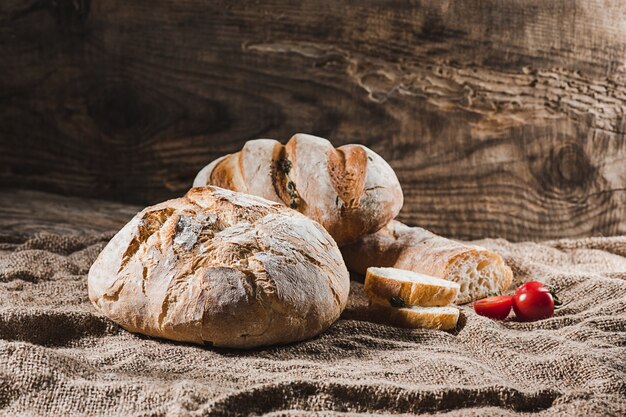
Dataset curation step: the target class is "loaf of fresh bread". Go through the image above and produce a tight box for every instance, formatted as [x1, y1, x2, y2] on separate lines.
[342, 221, 513, 304]
[192, 134, 403, 245]
[88, 186, 350, 349]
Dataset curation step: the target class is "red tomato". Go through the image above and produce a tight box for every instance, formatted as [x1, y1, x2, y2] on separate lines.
[514, 281, 546, 296]
[473, 296, 513, 320]
[513, 286, 554, 321]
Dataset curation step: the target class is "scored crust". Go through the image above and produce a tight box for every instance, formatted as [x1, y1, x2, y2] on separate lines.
[364, 267, 460, 307]
[342, 220, 513, 304]
[88, 186, 350, 349]
[192, 134, 403, 245]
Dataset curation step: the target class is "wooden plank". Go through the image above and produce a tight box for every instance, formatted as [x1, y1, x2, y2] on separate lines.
[0, 0, 625, 240]
[0, 189, 139, 236]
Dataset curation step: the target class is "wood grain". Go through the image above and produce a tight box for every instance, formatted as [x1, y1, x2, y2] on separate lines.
[0, 0, 625, 240]
[0, 189, 139, 236]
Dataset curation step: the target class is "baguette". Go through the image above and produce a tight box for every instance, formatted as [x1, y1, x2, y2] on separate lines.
[193, 134, 403, 245]
[365, 267, 460, 307]
[368, 303, 459, 330]
[342, 220, 513, 304]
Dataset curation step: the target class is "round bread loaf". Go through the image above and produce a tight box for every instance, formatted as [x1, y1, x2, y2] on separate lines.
[192, 134, 403, 245]
[88, 186, 350, 349]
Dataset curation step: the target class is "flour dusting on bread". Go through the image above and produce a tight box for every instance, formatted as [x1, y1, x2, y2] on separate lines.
[192, 134, 403, 245]
[88, 186, 350, 349]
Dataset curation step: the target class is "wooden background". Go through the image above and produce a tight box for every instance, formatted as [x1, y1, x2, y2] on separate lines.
[1, 0, 625, 241]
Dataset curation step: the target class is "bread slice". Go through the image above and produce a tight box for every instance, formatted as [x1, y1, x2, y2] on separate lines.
[365, 267, 460, 307]
[368, 303, 460, 330]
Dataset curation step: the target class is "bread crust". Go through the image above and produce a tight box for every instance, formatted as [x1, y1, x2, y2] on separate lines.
[342, 221, 513, 304]
[367, 303, 459, 330]
[88, 186, 350, 349]
[364, 267, 460, 307]
[192, 134, 403, 245]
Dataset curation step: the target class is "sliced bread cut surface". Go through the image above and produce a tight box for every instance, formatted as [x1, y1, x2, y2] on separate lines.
[365, 267, 460, 307]
[369, 304, 459, 330]
[342, 220, 514, 304]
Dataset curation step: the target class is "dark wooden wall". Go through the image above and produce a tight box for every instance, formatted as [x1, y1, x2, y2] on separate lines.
[1, 0, 625, 241]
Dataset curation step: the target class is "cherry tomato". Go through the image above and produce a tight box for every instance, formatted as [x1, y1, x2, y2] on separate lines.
[514, 281, 546, 296]
[513, 286, 554, 321]
[473, 296, 513, 320]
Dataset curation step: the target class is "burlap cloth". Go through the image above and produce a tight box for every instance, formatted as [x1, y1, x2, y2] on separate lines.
[1, 230, 625, 416]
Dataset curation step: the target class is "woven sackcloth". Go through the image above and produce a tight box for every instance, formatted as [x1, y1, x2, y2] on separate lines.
[0, 227, 625, 416]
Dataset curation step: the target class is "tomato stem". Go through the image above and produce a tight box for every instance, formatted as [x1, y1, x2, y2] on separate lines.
[547, 285, 563, 307]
